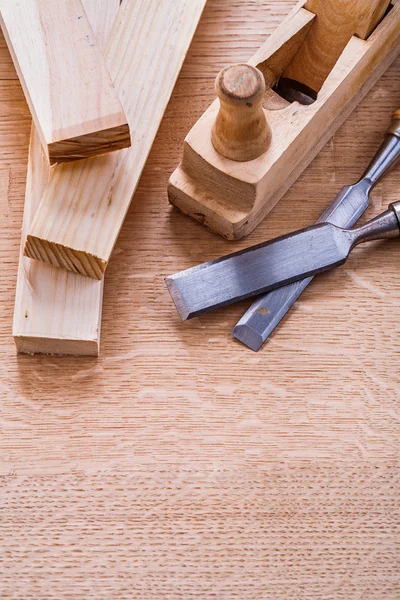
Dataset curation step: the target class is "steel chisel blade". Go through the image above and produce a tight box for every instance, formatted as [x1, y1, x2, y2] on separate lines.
[166, 196, 400, 322]
[233, 128, 400, 351]
[166, 114, 400, 337]
[233, 181, 371, 351]
[166, 223, 353, 320]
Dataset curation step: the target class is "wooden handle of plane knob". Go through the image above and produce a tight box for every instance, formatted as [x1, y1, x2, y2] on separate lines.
[211, 64, 271, 162]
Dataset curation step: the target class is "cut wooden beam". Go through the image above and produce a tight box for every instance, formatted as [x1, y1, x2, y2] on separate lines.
[0, 0, 130, 164]
[13, 0, 120, 356]
[24, 0, 208, 279]
[14, 0, 207, 353]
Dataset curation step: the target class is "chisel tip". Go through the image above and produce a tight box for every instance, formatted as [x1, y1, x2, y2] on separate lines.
[232, 324, 264, 352]
[165, 277, 191, 321]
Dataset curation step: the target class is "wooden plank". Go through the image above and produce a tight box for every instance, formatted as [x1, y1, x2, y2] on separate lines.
[0, 0, 130, 164]
[12, 0, 120, 356]
[23, 0, 208, 279]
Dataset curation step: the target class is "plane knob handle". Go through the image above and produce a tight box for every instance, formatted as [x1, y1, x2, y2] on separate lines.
[212, 64, 271, 162]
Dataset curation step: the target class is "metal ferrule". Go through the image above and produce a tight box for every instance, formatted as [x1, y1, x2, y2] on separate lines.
[390, 200, 400, 227]
[386, 118, 400, 139]
[350, 203, 400, 247]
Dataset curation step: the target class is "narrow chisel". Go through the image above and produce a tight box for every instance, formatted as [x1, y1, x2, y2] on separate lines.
[234, 110, 400, 351]
[166, 201, 400, 321]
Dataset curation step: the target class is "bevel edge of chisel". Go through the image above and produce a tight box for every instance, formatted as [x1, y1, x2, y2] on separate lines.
[232, 180, 372, 351]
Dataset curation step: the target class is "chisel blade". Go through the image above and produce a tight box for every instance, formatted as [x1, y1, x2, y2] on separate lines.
[166, 222, 352, 320]
[166, 202, 400, 321]
[232, 180, 370, 351]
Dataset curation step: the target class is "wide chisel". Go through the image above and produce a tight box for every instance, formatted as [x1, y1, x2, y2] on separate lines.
[234, 110, 400, 351]
[166, 200, 400, 321]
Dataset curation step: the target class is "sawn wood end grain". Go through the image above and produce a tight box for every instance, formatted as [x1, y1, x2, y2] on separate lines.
[24, 234, 106, 280]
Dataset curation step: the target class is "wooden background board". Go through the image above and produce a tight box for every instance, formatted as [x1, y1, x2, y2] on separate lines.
[0, 1, 399, 597]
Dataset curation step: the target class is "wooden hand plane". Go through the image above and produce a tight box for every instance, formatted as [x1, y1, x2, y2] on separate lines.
[168, 0, 400, 240]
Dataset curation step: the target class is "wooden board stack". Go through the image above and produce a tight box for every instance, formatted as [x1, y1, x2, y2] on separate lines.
[8, 0, 207, 355]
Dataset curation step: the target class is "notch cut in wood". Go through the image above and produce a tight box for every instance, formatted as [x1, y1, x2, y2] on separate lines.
[0, 0, 131, 164]
[22, 0, 207, 281]
[282, 0, 392, 95]
[12, 0, 120, 356]
[168, 0, 400, 240]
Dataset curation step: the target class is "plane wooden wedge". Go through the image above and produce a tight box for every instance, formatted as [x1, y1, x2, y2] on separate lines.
[168, 0, 400, 240]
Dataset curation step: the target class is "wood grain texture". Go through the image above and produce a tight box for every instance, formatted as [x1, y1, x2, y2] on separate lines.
[23, 0, 208, 279]
[12, 0, 120, 357]
[1, 1, 400, 597]
[1, 466, 399, 599]
[0, 0, 130, 164]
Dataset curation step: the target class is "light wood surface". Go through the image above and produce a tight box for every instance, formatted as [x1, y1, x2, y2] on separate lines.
[0, 0, 130, 164]
[284, 0, 392, 93]
[12, 0, 119, 357]
[1, 1, 400, 597]
[168, 0, 400, 240]
[24, 0, 208, 279]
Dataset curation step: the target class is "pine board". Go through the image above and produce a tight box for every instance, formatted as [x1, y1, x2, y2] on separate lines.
[14, 0, 206, 355]
[1, 1, 400, 598]
[12, 0, 120, 356]
[0, 0, 130, 164]
[24, 0, 208, 278]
